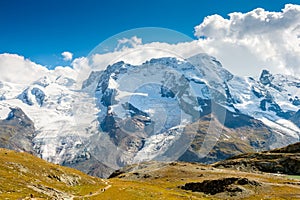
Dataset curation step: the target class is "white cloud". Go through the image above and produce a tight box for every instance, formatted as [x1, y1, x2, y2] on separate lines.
[89, 4, 300, 77]
[1, 4, 299, 87]
[0, 53, 79, 89]
[61, 51, 73, 61]
[71, 57, 92, 86]
[90, 40, 204, 72]
[194, 4, 300, 76]
[0, 53, 48, 84]
[115, 36, 143, 51]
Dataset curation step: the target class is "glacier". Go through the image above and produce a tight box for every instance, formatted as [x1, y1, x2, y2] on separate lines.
[0, 53, 299, 177]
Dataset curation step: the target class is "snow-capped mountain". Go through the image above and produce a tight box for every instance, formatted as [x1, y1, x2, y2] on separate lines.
[0, 53, 299, 177]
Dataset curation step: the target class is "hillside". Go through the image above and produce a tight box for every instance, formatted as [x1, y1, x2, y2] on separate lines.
[1, 147, 300, 199]
[179, 112, 275, 164]
[213, 142, 300, 175]
[0, 148, 109, 199]
[106, 161, 300, 199]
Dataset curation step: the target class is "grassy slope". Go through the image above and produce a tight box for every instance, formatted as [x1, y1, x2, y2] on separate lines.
[1, 148, 300, 199]
[0, 148, 107, 199]
[101, 162, 300, 200]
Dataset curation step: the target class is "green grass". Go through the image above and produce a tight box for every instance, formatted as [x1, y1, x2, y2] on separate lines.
[287, 175, 300, 180]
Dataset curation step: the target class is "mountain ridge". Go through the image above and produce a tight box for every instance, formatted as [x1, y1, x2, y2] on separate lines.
[0, 53, 299, 177]
[213, 141, 300, 175]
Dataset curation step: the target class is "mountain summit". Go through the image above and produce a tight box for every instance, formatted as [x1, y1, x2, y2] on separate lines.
[0, 53, 299, 177]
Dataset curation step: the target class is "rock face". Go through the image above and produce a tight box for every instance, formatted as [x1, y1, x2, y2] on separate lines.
[291, 110, 300, 127]
[259, 69, 273, 85]
[178, 111, 279, 164]
[17, 86, 46, 106]
[269, 141, 300, 153]
[0, 107, 36, 154]
[86, 54, 300, 173]
[64, 156, 115, 178]
[181, 177, 261, 195]
[0, 53, 300, 177]
[214, 142, 300, 175]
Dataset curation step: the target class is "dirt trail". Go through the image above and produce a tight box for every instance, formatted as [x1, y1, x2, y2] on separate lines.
[71, 179, 112, 199]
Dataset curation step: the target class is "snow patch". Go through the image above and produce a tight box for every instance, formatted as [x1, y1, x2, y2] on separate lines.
[0, 104, 11, 120]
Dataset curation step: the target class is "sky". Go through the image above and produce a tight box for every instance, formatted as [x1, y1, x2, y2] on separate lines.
[0, 0, 299, 81]
[0, 0, 299, 67]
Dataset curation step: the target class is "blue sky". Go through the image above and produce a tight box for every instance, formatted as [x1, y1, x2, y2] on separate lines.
[0, 0, 299, 68]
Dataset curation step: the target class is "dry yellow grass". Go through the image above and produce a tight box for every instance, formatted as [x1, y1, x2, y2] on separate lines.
[0, 148, 107, 199]
[0, 149, 300, 199]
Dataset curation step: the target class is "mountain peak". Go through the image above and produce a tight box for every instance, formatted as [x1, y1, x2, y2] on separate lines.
[259, 69, 273, 85]
[1, 53, 300, 180]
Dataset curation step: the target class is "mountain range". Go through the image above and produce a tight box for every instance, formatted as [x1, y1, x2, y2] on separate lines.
[0, 53, 299, 178]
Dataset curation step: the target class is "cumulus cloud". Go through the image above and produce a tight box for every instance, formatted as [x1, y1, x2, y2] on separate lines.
[88, 4, 300, 77]
[0, 53, 48, 84]
[70, 57, 92, 85]
[1, 4, 299, 87]
[61, 51, 73, 61]
[194, 4, 300, 76]
[0, 53, 79, 89]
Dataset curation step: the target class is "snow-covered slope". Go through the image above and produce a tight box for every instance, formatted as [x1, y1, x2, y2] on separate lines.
[227, 70, 300, 139]
[85, 54, 300, 169]
[0, 73, 99, 165]
[0, 53, 299, 177]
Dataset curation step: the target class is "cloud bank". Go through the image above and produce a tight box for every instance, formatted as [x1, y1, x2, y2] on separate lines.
[0, 54, 78, 87]
[0, 54, 48, 84]
[89, 4, 300, 77]
[194, 4, 300, 76]
[0, 4, 299, 87]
